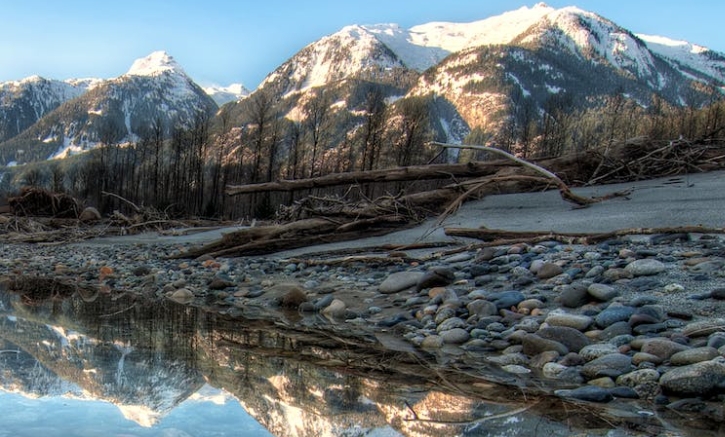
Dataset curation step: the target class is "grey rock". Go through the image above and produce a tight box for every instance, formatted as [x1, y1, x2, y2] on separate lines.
[522, 333, 568, 356]
[641, 338, 691, 360]
[440, 328, 470, 344]
[537, 326, 591, 353]
[682, 318, 725, 337]
[599, 321, 633, 340]
[595, 305, 636, 328]
[587, 283, 619, 301]
[579, 343, 620, 362]
[555, 386, 613, 403]
[488, 290, 525, 310]
[545, 311, 593, 331]
[660, 358, 725, 396]
[379, 271, 424, 293]
[542, 362, 568, 378]
[417, 267, 455, 291]
[420, 335, 444, 349]
[581, 353, 632, 379]
[537, 262, 563, 279]
[625, 259, 666, 276]
[467, 299, 498, 318]
[670, 347, 720, 366]
[437, 317, 467, 333]
[558, 283, 590, 308]
[615, 369, 661, 387]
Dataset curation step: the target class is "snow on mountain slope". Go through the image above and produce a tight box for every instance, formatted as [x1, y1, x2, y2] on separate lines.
[203, 83, 250, 105]
[638, 34, 725, 84]
[261, 24, 405, 95]
[364, 3, 553, 72]
[0, 75, 101, 142]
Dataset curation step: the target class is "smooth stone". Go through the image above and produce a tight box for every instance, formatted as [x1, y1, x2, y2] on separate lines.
[587, 283, 619, 301]
[599, 321, 633, 340]
[616, 369, 661, 387]
[514, 317, 541, 333]
[537, 263, 564, 280]
[467, 299, 498, 318]
[537, 326, 591, 353]
[581, 353, 632, 379]
[501, 364, 531, 374]
[545, 311, 593, 331]
[555, 386, 613, 403]
[609, 386, 640, 399]
[579, 343, 620, 362]
[440, 328, 470, 344]
[682, 319, 725, 337]
[488, 290, 525, 310]
[625, 259, 666, 276]
[670, 347, 719, 366]
[595, 306, 636, 328]
[417, 267, 455, 291]
[379, 271, 424, 293]
[529, 350, 560, 368]
[640, 338, 691, 360]
[558, 283, 590, 308]
[437, 317, 467, 333]
[588, 376, 615, 388]
[632, 352, 664, 365]
[167, 288, 195, 304]
[321, 299, 347, 319]
[542, 362, 568, 378]
[522, 333, 569, 356]
[659, 358, 725, 396]
[420, 335, 444, 349]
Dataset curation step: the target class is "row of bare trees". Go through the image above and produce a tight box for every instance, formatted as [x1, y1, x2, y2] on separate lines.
[7, 84, 725, 220]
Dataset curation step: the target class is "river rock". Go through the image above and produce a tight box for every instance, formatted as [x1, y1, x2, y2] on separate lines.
[467, 299, 498, 318]
[581, 353, 632, 379]
[555, 385, 613, 403]
[579, 343, 620, 361]
[537, 326, 591, 353]
[659, 357, 725, 396]
[625, 259, 666, 276]
[587, 283, 619, 301]
[545, 311, 593, 331]
[641, 338, 691, 360]
[440, 328, 470, 344]
[670, 347, 720, 366]
[488, 290, 525, 310]
[167, 288, 195, 304]
[682, 318, 725, 337]
[616, 369, 661, 388]
[595, 306, 636, 328]
[321, 298, 347, 319]
[417, 267, 455, 291]
[542, 362, 568, 378]
[379, 271, 424, 293]
[537, 262, 563, 279]
[420, 335, 444, 349]
[522, 333, 568, 356]
[558, 284, 590, 308]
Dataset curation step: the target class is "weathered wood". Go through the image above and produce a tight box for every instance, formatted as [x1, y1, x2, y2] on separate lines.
[225, 160, 513, 195]
[445, 225, 725, 245]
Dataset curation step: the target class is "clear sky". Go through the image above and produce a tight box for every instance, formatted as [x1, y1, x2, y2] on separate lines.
[1, 0, 722, 89]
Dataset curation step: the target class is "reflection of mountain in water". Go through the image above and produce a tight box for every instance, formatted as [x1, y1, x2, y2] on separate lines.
[0, 287, 715, 436]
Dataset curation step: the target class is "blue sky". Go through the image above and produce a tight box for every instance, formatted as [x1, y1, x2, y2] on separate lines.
[1, 1, 722, 89]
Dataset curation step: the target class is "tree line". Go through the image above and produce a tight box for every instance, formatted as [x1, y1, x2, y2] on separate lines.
[5, 84, 724, 220]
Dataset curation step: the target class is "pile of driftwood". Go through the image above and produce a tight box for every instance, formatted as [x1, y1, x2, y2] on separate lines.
[171, 139, 725, 259]
[7, 187, 81, 218]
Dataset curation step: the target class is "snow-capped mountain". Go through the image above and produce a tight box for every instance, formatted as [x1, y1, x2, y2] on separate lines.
[241, 2, 724, 148]
[0, 51, 218, 163]
[0, 75, 101, 143]
[203, 83, 250, 105]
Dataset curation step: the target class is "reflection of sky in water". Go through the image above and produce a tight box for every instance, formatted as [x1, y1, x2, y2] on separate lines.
[0, 385, 273, 437]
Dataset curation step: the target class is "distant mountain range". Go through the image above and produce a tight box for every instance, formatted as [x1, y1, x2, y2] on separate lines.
[0, 2, 723, 166]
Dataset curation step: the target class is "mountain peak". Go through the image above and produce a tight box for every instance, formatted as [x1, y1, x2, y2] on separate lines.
[126, 51, 185, 77]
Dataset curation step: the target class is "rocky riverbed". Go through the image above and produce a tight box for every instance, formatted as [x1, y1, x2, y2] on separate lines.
[3, 230, 725, 434]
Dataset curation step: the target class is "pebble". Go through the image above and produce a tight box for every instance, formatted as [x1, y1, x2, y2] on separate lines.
[625, 259, 666, 276]
[5, 227, 725, 425]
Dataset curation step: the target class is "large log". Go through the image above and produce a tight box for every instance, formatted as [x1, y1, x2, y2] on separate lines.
[225, 160, 513, 195]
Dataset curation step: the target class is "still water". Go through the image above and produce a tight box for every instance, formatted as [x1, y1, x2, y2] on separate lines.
[0, 284, 712, 436]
